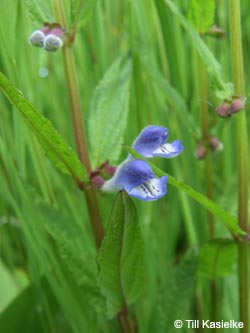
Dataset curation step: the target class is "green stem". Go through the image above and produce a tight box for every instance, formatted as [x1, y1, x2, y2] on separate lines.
[128, 1, 142, 132]
[166, 173, 243, 237]
[229, 0, 249, 330]
[51, 0, 90, 170]
[51, 0, 67, 28]
[171, 122, 198, 246]
[118, 309, 135, 333]
[68, 0, 83, 43]
[199, 58, 214, 239]
[175, 164, 198, 245]
[61, 46, 91, 171]
[52, 0, 104, 249]
[199, 55, 217, 324]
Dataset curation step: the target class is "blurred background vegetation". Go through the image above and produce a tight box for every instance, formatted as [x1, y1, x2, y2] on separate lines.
[0, 0, 249, 332]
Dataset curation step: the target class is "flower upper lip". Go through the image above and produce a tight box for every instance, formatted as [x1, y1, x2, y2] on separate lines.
[132, 125, 184, 158]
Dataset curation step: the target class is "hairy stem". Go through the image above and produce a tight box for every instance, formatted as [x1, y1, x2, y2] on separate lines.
[229, 0, 249, 331]
[61, 46, 91, 171]
[52, 0, 104, 249]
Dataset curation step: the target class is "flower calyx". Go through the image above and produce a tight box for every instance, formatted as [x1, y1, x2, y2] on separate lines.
[195, 136, 224, 160]
[29, 22, 66, 52]
[206, 25, 225, 39]
[215, 96, 246, 118]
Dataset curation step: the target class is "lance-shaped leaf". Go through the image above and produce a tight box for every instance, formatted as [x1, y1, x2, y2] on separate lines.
[97, 191, 144, 318]
[0, 72, 88, 183]
[198, 239, 237, 279]
[88, 54, 132, 168]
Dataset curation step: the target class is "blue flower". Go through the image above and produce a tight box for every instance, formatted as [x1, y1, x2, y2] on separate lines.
[100, 125, 182, 201]
[132, 125, 184, 158]
[102, 160, 167, 201]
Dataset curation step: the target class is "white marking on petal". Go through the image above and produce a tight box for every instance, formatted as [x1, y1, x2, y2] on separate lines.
[153, 143, 177, 155]
[130, 178, 162, 200]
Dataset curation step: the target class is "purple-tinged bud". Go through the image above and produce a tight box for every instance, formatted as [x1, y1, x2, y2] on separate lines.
[209, 137, 224, 152]
[229, 96, 246, 115]
[215, 96, 246, 118]
[100, 161, 117, 176]
[43, 35, 63, 52]
[206, 25, 225, 39]
[40, 25, 51, 35]
[91, 173, 106, 188]
[195, 143, 207, 160]
[215, 100, 231, 118]
[104, 164, 116, 176]
[49, 27, 66, 39]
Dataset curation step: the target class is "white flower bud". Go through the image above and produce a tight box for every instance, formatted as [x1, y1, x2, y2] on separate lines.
[43, 35, 63, 52]
[29, 30, 45, 47]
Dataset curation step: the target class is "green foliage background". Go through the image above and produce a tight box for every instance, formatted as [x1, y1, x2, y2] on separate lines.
[0, 0, 249, 332]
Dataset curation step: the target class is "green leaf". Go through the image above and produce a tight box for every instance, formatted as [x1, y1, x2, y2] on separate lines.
[24, 0, 52, 25]
[163, 0, 233, 100]
[0, 284, 45, 333]
[165, 250, 197, 331]
[0, 278, 66, 333]
[198, 239, 237, 279]
[88, 54, 132, 168]
[0, 72, 88, 183]
[97, 191, 144, 318]
[0, 260, 28, 313]
[125, 147, 245, 237]
[188, 0, 215, 34]
[45, 222, 105, 312]
[148, 250, 197, 333]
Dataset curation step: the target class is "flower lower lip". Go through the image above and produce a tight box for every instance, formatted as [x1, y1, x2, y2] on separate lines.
[129, 176, 168, 201]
